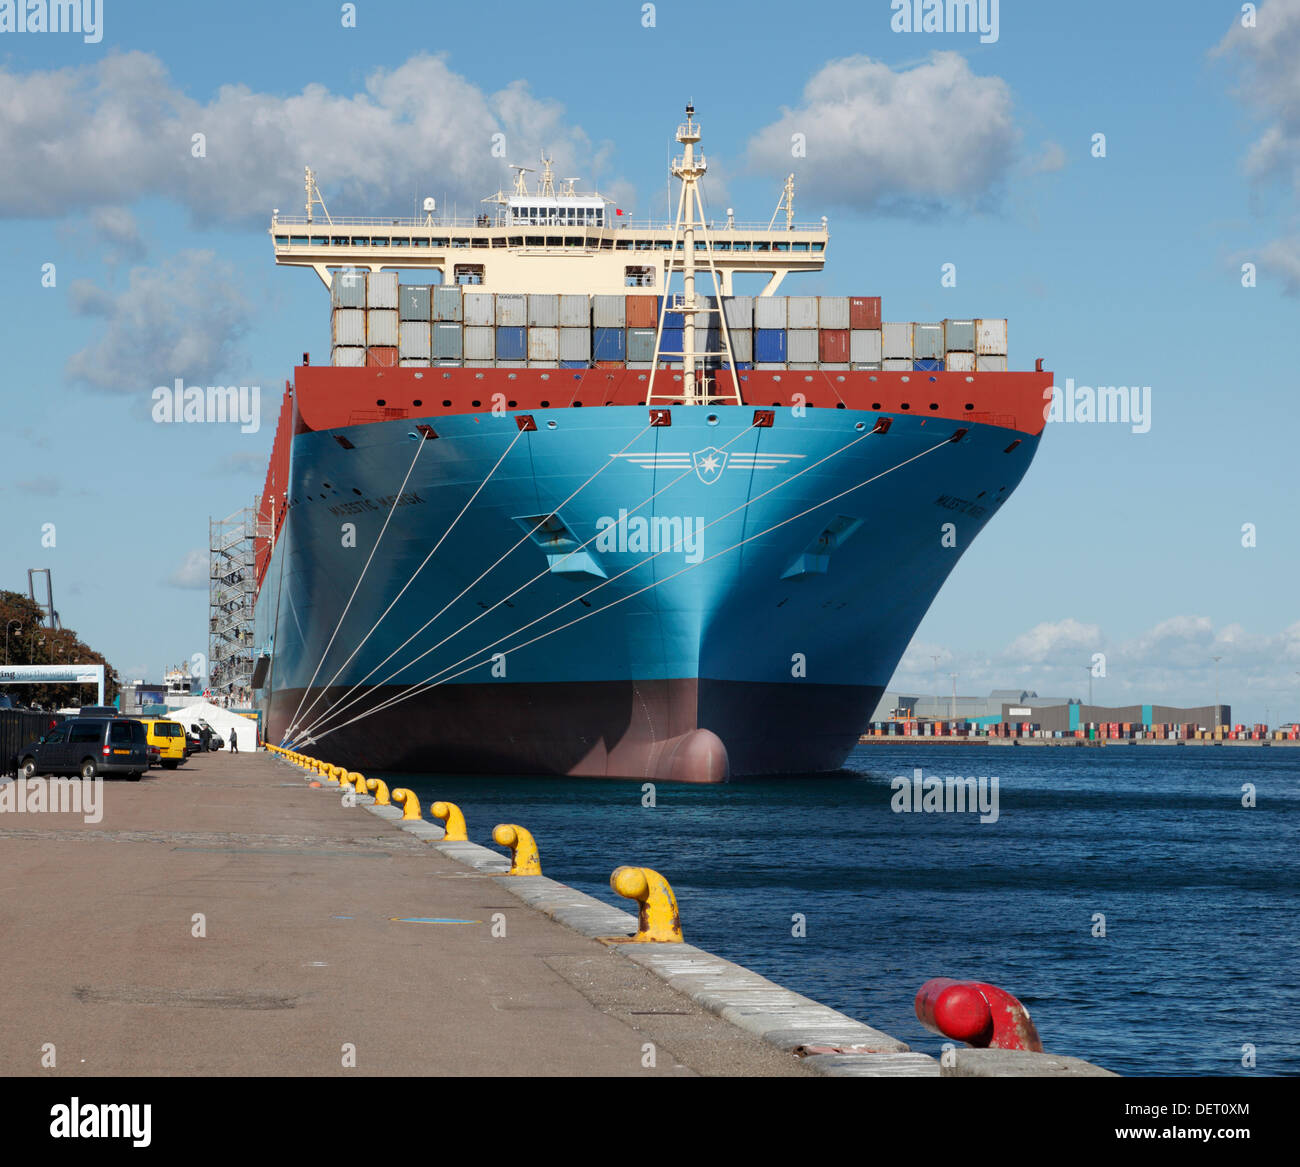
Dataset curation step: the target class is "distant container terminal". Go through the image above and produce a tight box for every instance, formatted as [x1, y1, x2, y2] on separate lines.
[864, 689, 1299, 745]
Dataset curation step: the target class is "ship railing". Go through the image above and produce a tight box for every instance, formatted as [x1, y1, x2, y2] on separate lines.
[270, 214, 827, 234]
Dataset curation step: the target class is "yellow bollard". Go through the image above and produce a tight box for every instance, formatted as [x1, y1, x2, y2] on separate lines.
[430, 801, 468, 841]
[327, 765, 347, 785]
[492, 824, 542, 876]
[348, 771, 367, 794]
[391, 788, 422, 821]
[609, 866, 683, 943]
[366, 777, 391, 806]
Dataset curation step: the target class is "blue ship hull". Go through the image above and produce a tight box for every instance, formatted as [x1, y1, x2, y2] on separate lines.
[255, 404, 1039, 780]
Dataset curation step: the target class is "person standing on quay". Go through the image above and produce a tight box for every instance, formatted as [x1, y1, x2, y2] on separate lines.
[230, 728, 238, 754]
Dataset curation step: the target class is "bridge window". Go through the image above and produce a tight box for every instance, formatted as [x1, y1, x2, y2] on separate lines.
[331, 236, 349, 246]
[625, 265, 655, 287]
[455, 264, 485, 285]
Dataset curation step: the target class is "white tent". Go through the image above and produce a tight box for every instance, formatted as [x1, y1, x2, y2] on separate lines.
[168, 701, 259, 747]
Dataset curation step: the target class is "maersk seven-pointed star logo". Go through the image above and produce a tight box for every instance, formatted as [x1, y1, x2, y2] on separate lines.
[692, 447, 728, 484]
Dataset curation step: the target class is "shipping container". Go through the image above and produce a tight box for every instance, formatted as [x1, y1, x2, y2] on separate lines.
[559, 294, 589, 326]
[367, 309, 399, 347]
[366, 346, 399, 368]
[850, 329, 882, 364]
[626, 328, 657, 363]
[465, 360, 496, 368]
[818, 297, 850, 329]
[559, 327, 592, 362]
[975, 355, 1008, 372]
[820, 363, 850, 371]
[464, 293, 494, 327]
[432, 322, 463, 359]
[399, 357, 431, 367]
[658, 297, 684, 330]
[559, 360, 589, 369]
[850, 361, 882, 371]
[496, 294, 527, 327]
[433, 287, 463, 322]
[882, 322, 913, 359]
[331, 345, 365, 367]
[945, 350, 976, 372]
[819, 329, 850, 363]
[593, 327, 626, 361]
[332, 308, 365, 347]
[625, 295, 657, 327]
[367, 271, 398, 309]
[913, 358, 944, 371]
[496, 326, 527, 360]
[786, 296, 818, 329]
[788, 362, 818, 370]
[722, 296, 754, 330]
[849, 295, 882, 330]
[913, 323, 944, 359]
[331, 269, 366, 309]
[754, 329, 788, 362]
[595, 359, 625, 369]
[399, 321, 431, 359]
[721, 329, 753, 362]
[753, 296, 788, 329]
[527, 294, 560, 327]
[975, 318, 1008, 355]
[400, 285, 431, 322]
[944, 318, 975, 351]
[754, 362, 787, 370]
[527, 327, 559, 363]
[882, 358, 912, 371]
[787, 330, 818, 363]
[464, 326, 495, 361]
[496, 360, 527, 368]
[658, 327, 684, 356]
[592, 294, 625, 328]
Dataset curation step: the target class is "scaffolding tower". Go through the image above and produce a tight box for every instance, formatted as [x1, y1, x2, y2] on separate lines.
[209, 500, 259, 705]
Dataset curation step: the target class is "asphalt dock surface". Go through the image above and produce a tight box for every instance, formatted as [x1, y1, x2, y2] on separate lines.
[0, 750, 810, 1077]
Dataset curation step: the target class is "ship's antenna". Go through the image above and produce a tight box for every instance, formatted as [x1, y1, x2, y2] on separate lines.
[561, 177, 581, 197]
[539, 151, 556, 197]
[767, 174, 795, 232]
[510, 165, 535, 197]
[304, 166, 332, 225]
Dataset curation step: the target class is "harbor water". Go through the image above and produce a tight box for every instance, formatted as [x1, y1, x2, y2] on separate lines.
[388, 744, 1299, 1076]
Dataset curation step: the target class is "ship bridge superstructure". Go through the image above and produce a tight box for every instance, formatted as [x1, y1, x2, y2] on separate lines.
[270, 148, 828, 298]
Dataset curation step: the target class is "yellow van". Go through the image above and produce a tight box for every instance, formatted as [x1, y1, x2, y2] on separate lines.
[141, 718, 187, 769]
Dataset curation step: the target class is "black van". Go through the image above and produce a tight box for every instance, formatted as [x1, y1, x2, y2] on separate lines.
[15, 718, 150, 780]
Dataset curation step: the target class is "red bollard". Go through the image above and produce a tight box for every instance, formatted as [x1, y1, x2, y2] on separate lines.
[915, 978, 1043, 1051]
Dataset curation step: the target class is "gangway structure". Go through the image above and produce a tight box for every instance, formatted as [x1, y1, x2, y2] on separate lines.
[209, 502, 259, 703]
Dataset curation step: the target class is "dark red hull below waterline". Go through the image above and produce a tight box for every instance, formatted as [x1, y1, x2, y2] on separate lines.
[271, 679, 883, 783]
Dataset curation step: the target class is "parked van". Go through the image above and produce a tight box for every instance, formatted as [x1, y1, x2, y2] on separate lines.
[140, 718, 186, 769]
[15, 717, 150, 780]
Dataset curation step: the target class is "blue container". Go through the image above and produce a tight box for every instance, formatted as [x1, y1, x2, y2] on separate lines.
[560, 359, 589, 369]
[593, 327, 627, 361]
[754, 329, 788, 362]
[660, 328, 684, 355]
[657, 297, 685, 330]
[913, 357, 944, 371]
[496, 326, 527, 360]
[626, 328, 657, 363]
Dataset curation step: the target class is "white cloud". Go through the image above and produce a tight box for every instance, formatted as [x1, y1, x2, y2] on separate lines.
[167, 550, 208, 590]
[1004, 618, 1101, 664]
[91, 206, 147, 263]
[746, 52, 1021, 216]
[1029, 141, 1067, 174]
[65, 250, 253, 393]
[0, 52, 617, 225]
[1260, 235, 1300, 293]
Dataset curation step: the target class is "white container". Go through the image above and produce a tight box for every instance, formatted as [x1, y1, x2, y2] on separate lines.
[975, 318, 1008, 355]
[821, 363, 850, 370]
[787, 330, 819, 363]
[559, 327, 591, 361]
[559, 294, 589, 326]
[722, 296, 754, 330]
[753, 296, 787, 329]
[464, 293, 494, 327]
[976, 354, 1008, 372]
[332, 308, 365, 346]
[496, 360, 527, 368]
[464, 326, 495, 361]
[331, 270, 366, 309]
[400, 357, 431, 367]
[366, 271, 398, 309]
[943, 318, 976, 351]
[786, 296, 818, 329]
[367, 309, 399, 346]
[722, 329, 753, 362]
[882, 358, 912, 371]
[818, 297, 850, 329]
[850, 329, 882, 363]
[528, 294, 560, 327]
[331, 346, 365, 367]
[465, 360, 495, 368]
[400, 321, 431, 359]
[850, 361, 882, 371]
[754, 362, 787, 370]
[882, 322, 913, 359]
[591, 294, 625, 327]
[913, 323, 944, 359]
[496, 294, 527, 326]
[945, 350, 976, 372]
[528, 327, 559, 362]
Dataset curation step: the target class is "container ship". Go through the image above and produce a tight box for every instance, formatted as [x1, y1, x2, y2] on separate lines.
[254, 105, 1050, 782]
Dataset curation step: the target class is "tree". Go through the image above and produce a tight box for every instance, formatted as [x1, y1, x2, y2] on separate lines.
[0, 590, 120, 709]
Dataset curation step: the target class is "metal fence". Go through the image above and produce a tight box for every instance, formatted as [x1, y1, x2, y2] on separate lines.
[0, 709, 67, 776]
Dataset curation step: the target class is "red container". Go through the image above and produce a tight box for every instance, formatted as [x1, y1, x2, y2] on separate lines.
[819, 329, 850, 363]
[626, 295, 658, 327]
[366, 346, 398, 367]
[849, 296, 882, 330]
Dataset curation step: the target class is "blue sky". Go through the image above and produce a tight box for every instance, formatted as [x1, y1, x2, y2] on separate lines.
[1, 0, 1297, 724]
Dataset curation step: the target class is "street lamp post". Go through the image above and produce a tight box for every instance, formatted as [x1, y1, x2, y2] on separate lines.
[4, 621, 19, 665]
[1084, 664, 1094, 707]
[949, 673, 958, 722]
[1213, 656, 1222, 731]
